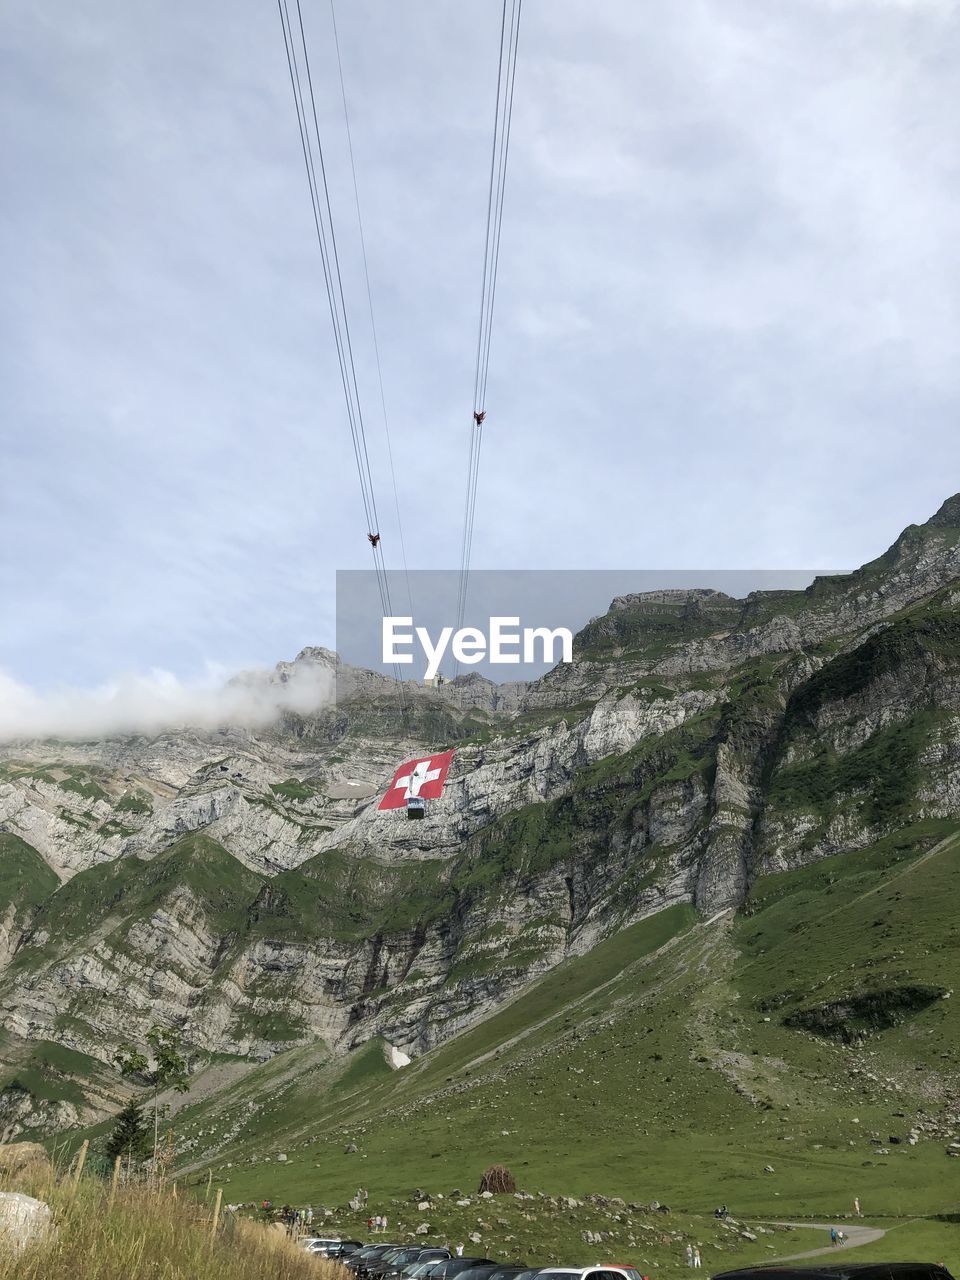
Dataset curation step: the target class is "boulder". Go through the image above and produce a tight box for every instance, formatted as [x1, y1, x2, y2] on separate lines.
[0, 1192, 52, 1254]
[0, 1143, 50, 1179]
[416, 1223, 430, 1235]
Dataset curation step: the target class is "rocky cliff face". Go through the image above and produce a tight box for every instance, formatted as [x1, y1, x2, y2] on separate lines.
[2, 496, 960, 1135]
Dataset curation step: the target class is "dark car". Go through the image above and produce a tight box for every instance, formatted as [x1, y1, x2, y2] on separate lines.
[422, 1260, 500, 1280]
[486, 1269, 532, 1280]
[457, 1265, 523, 1280]
[713, 1267, 955, 1280]
[361, 1250, 411, 1278]
[350, 1247, 406, 1275]
[399, 1262, 452, 1280]
[326, 1242, 364, 1260]
[381, 1252, 453, 1280]
[367, 1251, 417, 1277]
[372, 1251, 444, 1280]
[346, 1247, 388, 1271]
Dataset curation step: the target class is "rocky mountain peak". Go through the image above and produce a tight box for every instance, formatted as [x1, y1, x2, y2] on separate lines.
[923, 491, 960, 530]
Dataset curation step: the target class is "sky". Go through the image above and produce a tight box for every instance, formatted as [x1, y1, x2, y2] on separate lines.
[2, 0, 959, 721]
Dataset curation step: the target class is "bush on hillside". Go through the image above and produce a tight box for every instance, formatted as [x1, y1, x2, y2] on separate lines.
[478, 1164, 516, 1195]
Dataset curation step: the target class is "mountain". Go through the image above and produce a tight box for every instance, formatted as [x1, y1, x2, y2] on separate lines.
[1, 495, 960, 1163]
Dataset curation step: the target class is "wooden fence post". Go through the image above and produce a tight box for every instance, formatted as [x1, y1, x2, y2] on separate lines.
[210, 1188, 222, 1241]
[108, 1154, 122, 1208]
[72, 1139, 89, 1191]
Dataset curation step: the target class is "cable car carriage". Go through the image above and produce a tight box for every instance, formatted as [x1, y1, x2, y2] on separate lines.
[406, 796, 426, 820]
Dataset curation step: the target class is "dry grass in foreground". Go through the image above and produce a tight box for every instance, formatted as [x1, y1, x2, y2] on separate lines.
[0, 1166, 336, 1280]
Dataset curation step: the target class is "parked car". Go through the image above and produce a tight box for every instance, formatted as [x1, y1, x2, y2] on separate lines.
[346, 1247, 388, 1271]
[350, 1246, 406, 1275]
[535, 1270, 645, 1280]
[368, 1252, 414, 1272]
[364, 1249, 411, 1278]
[423, 1260, 500, 1280]
[381, 1251, 453, 1280]
[314, 1241, 363, 1259]
[372, 1249, 444, 1279]
[457, 1264, 522, 1280]
[398, 1262, 453, 1280]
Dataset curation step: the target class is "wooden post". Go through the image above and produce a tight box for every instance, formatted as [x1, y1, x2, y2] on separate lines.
[210, 1188, 222, 1240]
[108, 1154, 122, 1208]
[171, 1180, 178, 1200]
[206, 1168, 213, 1201]
[72, 1139, 89, 1188]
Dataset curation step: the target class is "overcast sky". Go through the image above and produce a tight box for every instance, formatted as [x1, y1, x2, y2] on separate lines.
[2, 0, 959, 701]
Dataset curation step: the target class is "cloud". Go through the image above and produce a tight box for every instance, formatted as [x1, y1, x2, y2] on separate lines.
[2, 0, 959, 692]
[0, 657, 334, 743]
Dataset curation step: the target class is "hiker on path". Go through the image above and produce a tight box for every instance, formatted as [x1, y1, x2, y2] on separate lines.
[686, 1245, 693, 1267]
[693, 1248, 702, 1269]
[368, 1216, 374, 1232]
[854, 1197, 861, 1217]
[830, 1229, 838, 1247]
[382, 1215, 388, 1233]
[456, 1244, 464, 1257]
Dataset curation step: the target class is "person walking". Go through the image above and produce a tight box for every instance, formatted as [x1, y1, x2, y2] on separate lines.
[854, 1197, 861, 1217]
[693, 1248, 701, 1269]
[456, 1244, 464, 1257]
[830, 1229, 838, 1247]
[686, 1245, 693, 1267]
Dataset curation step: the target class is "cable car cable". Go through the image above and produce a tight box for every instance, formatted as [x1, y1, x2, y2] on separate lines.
[277, 0, 408, 721]
[454, 0, 523, 664]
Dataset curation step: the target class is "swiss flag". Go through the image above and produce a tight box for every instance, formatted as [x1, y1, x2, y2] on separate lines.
[378, 749, 455, 810]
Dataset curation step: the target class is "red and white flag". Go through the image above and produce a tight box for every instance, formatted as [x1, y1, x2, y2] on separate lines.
[378, 750, 455, 810]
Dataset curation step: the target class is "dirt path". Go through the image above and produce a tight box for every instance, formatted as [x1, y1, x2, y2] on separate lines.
[764, 1220, 887, 1261]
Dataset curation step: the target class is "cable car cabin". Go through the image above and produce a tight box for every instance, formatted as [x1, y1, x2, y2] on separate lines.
[406, 796, 426, 820]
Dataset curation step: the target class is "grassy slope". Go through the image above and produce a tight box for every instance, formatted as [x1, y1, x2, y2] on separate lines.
[0, 833, 59, 915]
[160, 826, 960, 1270]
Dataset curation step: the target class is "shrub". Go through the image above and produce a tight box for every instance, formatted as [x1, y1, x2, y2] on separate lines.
[478, 1164, 516, 1194]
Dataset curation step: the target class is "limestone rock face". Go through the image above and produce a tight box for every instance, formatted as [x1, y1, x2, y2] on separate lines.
[1, 498, 959, 1136]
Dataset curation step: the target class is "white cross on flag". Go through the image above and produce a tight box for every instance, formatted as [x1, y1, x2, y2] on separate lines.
[378, 749, 455, 810]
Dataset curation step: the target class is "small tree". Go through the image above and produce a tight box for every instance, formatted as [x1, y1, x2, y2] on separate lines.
[105, 1097, 151, 1171]
[116, 1025, 190, 1176]
[478, 1164, 516, 1194]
